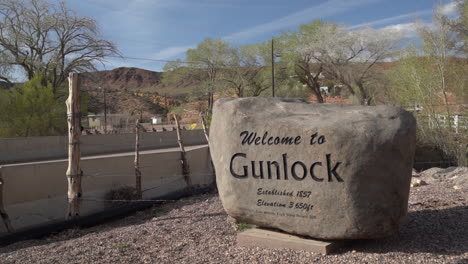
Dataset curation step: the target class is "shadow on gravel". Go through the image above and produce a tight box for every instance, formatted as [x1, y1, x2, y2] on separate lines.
[102, 193, 225, 228]
[340, 206, 468, 255]
[0, 192, 225, 254]
[0, 212, 228, 255]
[151, 212, 225, 223]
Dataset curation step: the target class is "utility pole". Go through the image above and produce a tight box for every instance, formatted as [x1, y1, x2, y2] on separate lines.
[271, 37, 275, 97]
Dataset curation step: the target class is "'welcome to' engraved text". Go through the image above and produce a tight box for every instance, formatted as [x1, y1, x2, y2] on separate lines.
[240, 131, 302, 146]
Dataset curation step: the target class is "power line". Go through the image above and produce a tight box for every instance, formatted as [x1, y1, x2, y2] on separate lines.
[105, 55, 261, 68]
[108, 55, 186, 64]
[107, 55, 211, 65]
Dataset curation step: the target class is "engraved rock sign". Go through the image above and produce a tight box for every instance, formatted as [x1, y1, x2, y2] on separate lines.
[210, 98, 416, 239]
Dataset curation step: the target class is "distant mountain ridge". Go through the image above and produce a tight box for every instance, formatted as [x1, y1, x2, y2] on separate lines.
[80, 67, 162, 91]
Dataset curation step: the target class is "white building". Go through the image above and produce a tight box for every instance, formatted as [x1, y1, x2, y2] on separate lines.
[151, 115, 163, 125]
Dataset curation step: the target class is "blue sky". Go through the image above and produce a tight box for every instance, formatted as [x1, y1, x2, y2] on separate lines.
[68, 0, 458, 72]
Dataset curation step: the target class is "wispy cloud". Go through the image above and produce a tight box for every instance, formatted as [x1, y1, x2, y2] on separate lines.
[348, 10, 431, 30]
[143, 0, 383, 61]
[349, 1, 458, 31]
[439, 1, 458, 16]
[223, 0, 382, 42]
[380, 22, 419, 38]
[151, 45, 196, 60]
[87, 0, 459, 69]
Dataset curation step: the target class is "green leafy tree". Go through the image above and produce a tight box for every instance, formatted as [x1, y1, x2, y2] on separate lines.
[278, 20, 331, 103]
[445, 0, 468, 55]
[221, 43, 272, 97]
[273, 64, 309, 99]
[0, 74, 66, 137]
[185, 38, 235, 111]
[279, 20, 402, 105]
[388, 3, 468, 165]
[315, 26, 402, 105]
[162, 38, 235, 114]
[162, 59, 190, 87]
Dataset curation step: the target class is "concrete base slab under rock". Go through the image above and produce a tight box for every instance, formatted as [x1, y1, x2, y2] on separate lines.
[237, 227, 342, 254]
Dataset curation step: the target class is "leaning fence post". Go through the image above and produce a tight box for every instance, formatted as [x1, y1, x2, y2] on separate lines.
[66, 73, 82, 219]
[0, 167, 14, 233]
[200, 113, 216, 182]
[173, 114, 192, 187]
[200, 114, 209, 143]
[135, 119, 142, 199]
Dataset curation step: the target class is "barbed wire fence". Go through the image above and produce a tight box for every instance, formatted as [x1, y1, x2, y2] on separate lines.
[0, 54, 466, 233]
[65, 70, 215, 218]
[72, 66, 217, 209]
[66, 61, 465, 212]
[0, 68, 217, 233]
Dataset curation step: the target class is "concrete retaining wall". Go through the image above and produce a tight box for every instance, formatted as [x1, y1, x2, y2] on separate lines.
[0, 145, 213, 235]
[0, 130, 208, 164]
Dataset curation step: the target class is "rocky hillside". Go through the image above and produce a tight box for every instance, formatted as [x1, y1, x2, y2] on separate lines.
[80, 67, 162, 91]
[79, 67, 187, 120]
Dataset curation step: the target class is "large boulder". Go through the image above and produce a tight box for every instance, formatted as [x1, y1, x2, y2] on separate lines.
[209, 98, 416, 239]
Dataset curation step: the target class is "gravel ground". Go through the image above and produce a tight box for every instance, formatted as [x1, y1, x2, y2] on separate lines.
[0, 168, 467, 264]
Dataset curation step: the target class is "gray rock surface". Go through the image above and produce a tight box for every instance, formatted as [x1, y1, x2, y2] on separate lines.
[419, 167, 468, 188]
[209, 98, 417, 239]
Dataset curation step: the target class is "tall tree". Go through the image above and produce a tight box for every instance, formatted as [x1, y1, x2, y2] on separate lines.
[279, 20, 330, 103]
[0, 0, 117, 93]
[222, 44, 270, 97]
[388, 3, 468, 165]
[185, 38, 234, 112]
[445, 0, 468, 55]
[312, 26, 402, 105]
[279, 20, 402, 105]
[417, 5, 462, 118]
[162, 59, 197, 89]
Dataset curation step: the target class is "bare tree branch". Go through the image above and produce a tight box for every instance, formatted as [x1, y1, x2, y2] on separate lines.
[0, 0, 118, 93]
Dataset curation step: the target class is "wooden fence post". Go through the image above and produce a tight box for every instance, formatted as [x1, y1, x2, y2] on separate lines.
[135, 119, 142, 199]
[200, 114, 209, 143]
[0, 167, 14, 233]
[66, 73, 82, 219]
[200, 114, 216, 182]
[173, 114, 192, 187]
